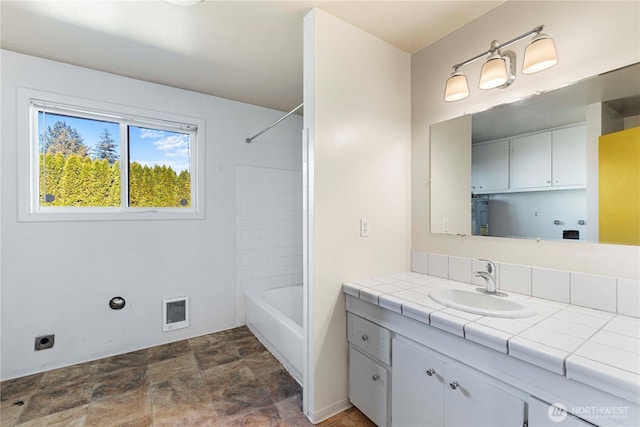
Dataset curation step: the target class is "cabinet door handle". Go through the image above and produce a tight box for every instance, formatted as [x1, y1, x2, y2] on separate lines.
[361, 334, 368, 341]
[372, 374, 380, 381]
[449, 381, 459, 390]
[426, 369, 436, 376]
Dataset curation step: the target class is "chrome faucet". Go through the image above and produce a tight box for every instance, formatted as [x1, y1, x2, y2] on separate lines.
[474, 259, 498, 294]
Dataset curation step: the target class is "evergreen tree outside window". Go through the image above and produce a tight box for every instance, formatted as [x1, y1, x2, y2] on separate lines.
[31, 100, 198, 216]
[128, 126, 191, 208]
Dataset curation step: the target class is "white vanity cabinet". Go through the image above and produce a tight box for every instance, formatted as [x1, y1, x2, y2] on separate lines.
[391, 338, 445, 427]
[345, 291, 637, 427]
[349, 346, 389, 427]
[347, 313, 391, 426]
[391, 338, 526, 427]
[472, 139, 510, 193]
[528, 397, 595, 426]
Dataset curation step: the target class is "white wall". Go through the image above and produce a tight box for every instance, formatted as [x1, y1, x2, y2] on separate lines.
[412, 1, 640, 278]
[303, 9, 411, 422]
[0, 50, 302, 380]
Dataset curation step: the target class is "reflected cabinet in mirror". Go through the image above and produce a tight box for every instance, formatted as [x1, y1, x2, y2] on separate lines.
[430, 63, 640, 245]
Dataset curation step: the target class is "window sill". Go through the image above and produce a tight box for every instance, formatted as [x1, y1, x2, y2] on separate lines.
[18, 208, 205, 223]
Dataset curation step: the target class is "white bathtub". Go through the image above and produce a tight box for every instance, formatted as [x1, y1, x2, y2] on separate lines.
[245, 285, 303, 384]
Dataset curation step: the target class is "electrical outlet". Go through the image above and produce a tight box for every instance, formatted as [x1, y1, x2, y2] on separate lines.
[35, 335, 55, 351]
[443, 217, 449, 233]
[360, 218, 369, 237]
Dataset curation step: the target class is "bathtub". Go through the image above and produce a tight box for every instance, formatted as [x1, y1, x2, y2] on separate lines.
[245, 285, 303, 384]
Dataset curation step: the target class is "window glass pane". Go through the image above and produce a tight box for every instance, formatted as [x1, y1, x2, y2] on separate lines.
[128, 126, 191, 208]
[38, 111, 121, 207]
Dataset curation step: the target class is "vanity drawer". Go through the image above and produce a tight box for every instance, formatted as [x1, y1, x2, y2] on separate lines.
[348, 312, 391, 364]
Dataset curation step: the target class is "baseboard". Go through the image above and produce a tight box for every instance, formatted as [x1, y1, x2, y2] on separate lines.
[307, 398, 352, 424]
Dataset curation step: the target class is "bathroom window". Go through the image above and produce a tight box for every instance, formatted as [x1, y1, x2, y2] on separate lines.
[19, 89, 204, 221]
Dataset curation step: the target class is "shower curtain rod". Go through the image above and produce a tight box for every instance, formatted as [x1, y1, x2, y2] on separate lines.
[245, 103, 303, 143]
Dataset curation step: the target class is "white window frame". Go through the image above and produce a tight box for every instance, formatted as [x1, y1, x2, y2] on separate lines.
[17, 88, 205, 222]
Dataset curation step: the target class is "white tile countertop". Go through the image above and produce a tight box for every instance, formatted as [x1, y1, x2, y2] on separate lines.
[343, 272, 640, 404]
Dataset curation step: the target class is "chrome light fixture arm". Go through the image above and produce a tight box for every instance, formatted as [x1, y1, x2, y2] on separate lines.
[444, 25, 556, 101]
[450, 25, 545, 71]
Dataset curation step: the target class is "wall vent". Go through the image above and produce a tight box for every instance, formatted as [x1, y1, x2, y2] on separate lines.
[162, 296, 189, 332]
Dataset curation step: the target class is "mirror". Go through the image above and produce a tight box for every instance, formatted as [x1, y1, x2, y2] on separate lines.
[430, 63, 640, 245]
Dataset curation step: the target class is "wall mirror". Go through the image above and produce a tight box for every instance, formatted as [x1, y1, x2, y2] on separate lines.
[430, 62, 640, 245]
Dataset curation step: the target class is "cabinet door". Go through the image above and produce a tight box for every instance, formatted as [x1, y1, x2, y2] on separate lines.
[444, 364, 525, 427]
[349, 346, 388, 427]
[552, 125, 586, 186]
[472, 139, 510, 192]
[528, 397, 595, 426]
[510, 132, 552, 189]
[392, 339, 445, 427]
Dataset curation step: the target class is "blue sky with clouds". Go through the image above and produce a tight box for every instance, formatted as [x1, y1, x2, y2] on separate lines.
[39, 112, 190, 172]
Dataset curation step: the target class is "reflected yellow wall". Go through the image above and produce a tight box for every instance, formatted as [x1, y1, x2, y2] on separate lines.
[599, 127, 640, 245]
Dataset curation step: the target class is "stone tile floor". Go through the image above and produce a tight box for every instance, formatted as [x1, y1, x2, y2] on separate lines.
[1, 327, 374, 426]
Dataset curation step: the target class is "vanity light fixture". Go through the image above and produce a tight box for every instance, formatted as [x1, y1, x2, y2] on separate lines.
[444, 25, 558, 102]
[443, 69, 470, 102]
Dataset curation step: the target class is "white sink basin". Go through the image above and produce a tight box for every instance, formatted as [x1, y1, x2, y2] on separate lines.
[429, 288, 537, 318]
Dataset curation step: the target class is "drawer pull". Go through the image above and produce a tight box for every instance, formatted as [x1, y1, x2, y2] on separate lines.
[361, 334, 368, 341]
[426, 369, 436, 376]
[372, 374, 380, 382]
[449, 381, 459, 390]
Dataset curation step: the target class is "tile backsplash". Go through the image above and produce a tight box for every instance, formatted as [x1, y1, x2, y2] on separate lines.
[411, 251, 640, 318]
[532, 268, 570, 303]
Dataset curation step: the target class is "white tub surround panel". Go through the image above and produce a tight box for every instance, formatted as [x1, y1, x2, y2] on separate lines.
[343, 272, 640, 409]
[236, 165, 303, 322]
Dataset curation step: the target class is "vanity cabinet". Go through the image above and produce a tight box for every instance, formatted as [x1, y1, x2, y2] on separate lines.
[472, 139, 510, 193]
[391, 338, 444, 427]
[346, 293, 636, 427]
[391, 338, 526, 427]
[349, 346, 389, 427]
[347, 313, 390, 426]
[528, 397, 595, 426]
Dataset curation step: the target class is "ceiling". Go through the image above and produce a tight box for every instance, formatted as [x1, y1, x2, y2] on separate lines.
[0, 0, 503, 113]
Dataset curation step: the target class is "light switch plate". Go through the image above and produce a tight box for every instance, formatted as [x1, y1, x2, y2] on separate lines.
[360, 218, 369, 237]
